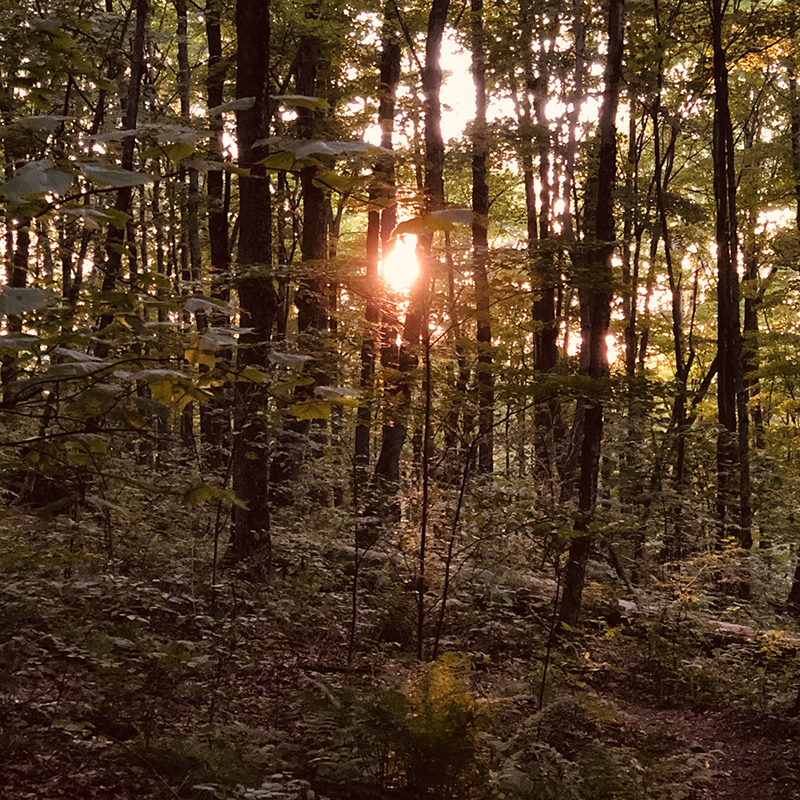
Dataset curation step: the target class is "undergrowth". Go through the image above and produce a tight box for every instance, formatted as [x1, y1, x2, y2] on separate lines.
[1, 490, 799, 799]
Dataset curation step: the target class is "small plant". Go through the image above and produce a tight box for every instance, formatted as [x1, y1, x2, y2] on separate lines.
[136, 734, 266, 799]
[306, 654, 489, 798]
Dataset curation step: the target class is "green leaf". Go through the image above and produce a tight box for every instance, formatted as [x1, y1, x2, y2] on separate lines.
[271, 94, 330, 111]
[260, 150, 302, 172]
[184, 297, 235, 317]
[61, 206, 126, 230]
[0, 160, 73, 203]
[239, 365, 268, 383]
[65, 385, 123, 418]
[0, 333, 39, 351]
[314, 385, 360, 407]
[208, 97, 255, 116]
[185, 347, 216, 368]
[290, 400, 331, 420]
[7, 115, 70, 132]
[78, 162, 154, 187]
[90, 129, 137, 144]
[292, 140, 378, 159]
[392, 209, 476, 238]
[314, 170, 366, 194]
[256, 137, 385, 164]
[141, 141, 197, 165]
[268, 352, 312, 368]
[183, 482, 246, 508]
[0, 287, 56, 316]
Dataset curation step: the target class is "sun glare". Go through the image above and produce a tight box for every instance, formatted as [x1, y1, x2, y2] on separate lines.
[381, 235, 420, 291]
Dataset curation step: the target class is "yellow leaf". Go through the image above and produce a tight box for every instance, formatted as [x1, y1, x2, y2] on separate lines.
[183, 482, 246, 508]
[142, 141, 197, 164]
[289, 400, 331, 420]
[185, 348, 216, 368]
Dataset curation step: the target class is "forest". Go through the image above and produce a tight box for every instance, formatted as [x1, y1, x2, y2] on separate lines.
[2, 0, 800, 797]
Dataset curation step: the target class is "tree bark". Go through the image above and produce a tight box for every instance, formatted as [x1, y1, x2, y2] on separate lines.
[789, 60, 800, 232]
[356, 5, 401, 494]
[199, 0, 232, 469]
[710, 0, 752, 548]
[471, 0, 493, 474]
[368, 0, 450, 517]
[559, 0, 625, 630]
[95, 0, 149, 356]
[269, 27, 330, 505]
[230, 0, 278, 570]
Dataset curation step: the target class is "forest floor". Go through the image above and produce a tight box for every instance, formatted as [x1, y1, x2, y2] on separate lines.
[614, 697, 799, 800]
[594, 642, 800, 800]
[3, 515, 800, 799]
[3, 632, 799, 799]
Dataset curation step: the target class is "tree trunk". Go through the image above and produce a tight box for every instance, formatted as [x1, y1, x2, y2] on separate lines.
[269, 28, 330, 505]
[789, 60, 800, 232]
[230, 0, 278, 570]
[356, 5, 400, 494]
[175, 0, 201, 450]
[199, 0, 232, 470]
[711, 0, 752, 548]
[471, 0, 493, 474]
[1, 218, 29, 388]
[559, 0, 625, 630]
[368, 0, 449, 516]
[95, 0, 149, 356]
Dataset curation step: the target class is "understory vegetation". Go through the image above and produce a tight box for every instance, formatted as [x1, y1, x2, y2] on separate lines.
[2, 455, 799, 799]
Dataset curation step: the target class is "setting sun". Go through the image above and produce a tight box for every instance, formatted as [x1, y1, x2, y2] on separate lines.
[380, 235, 420, 291]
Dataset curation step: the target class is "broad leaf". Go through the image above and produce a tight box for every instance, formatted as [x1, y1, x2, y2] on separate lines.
[78, 162, 154, 187]
[182, 159, 224, 172]
[271, 94, 330, 111]
[314, 170, 367, 194]
[154, 125, 207, 145]
[0, 333, 39, 351]
[239, 365, 268, 383]
[184, 482, 246, 509]
[392, 209, 476, 238]
[52, 347, 103, 362]
[90, 129, 138, 144]
[289, 400, 331, 421]
[115, 368, 186, 382]
[185, 347, 216, 369]
[314, 386, 360, 407]
[208, 97, 255, 116]
[61, 207, 123, 230]
[268, 352, 312, 368]
[13, 115, 71, 132]
[141, 141, 197, 165]
[260, 151, 302, 172]
[184, 297, 235, 316]
[0, 160, 73, 204]
[0, 287, 56, 316]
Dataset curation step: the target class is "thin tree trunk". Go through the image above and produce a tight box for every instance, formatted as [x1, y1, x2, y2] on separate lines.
[95, 0, 149, 356]
[471, 0, 493, 474]
[789, 60, 800, 232]
[230, 0, 278, 570]
[199, 0, 232, 469]
[559, 0, 625, 629]
[356, 6, 401, 494]
[269, 28, 329, 505]
[710, 0, 752, 548]
[368, 0, 449, 516]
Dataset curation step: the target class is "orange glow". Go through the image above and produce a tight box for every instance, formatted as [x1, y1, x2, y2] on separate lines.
[380, 235, 420, 291]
